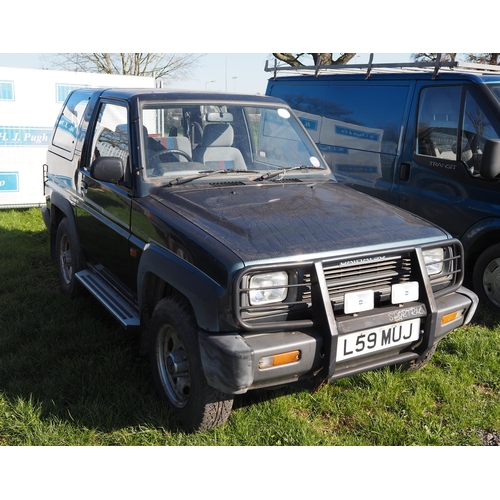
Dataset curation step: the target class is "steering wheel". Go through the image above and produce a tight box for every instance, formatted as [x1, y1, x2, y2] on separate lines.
[149, 149, 193, 164]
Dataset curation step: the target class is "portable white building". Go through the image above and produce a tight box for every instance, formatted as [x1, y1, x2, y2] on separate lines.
[0, 67, 155, 208]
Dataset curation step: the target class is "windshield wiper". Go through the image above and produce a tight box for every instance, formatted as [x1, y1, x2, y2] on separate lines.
[255, 165, 326, 182]
[168, 169, 256, 186]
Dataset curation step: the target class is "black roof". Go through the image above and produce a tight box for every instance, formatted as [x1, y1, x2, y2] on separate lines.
[98, 88, 286, 105]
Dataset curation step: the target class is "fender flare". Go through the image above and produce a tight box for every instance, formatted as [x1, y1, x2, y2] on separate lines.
[47, 191, 82, 262]
[137, 243, 225, 332]
[461, 217, 500, 262]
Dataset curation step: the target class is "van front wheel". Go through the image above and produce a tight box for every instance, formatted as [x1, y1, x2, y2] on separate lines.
[473, 244, 500, 312]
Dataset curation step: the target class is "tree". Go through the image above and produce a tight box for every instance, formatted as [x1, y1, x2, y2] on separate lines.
[466, 53, 500, 65]
[48, 53, 203, 81]
[412, 53, 500, 65]
[411, 53, 457, 62]
[272, 53, 356, 66]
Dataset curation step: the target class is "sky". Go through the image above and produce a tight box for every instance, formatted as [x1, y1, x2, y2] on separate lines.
[0, 53, 414, 95]
[0, 0, 495, 95]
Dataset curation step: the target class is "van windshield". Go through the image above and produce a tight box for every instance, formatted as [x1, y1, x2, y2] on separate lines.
[140, 102, 331, 183]
[487, 84, 500, 105]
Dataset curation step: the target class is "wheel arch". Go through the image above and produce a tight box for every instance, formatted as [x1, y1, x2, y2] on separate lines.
[462, 218, 500, 275]
[137, 243, 225, 332]
[47, 191, 80, 263]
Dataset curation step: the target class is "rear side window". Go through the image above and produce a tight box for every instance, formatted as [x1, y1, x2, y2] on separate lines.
[269, 83, 409, 155]
[52, 90, 93, 153]
[324, 85, 408, 155]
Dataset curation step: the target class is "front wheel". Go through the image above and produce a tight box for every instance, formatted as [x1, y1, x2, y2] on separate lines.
[473, 243, 500, 313]
[149, 296, 233, 431]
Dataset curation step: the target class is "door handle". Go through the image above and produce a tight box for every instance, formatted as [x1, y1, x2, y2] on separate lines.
[400, 163, 410, 181]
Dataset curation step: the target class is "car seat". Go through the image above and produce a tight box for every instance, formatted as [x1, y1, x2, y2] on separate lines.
[193, 123, 246, 170]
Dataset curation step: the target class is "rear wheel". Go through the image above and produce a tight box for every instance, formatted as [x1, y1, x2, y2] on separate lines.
[149, 296, 233, 431]
[55, 217, 83, 297]
[473, 244, 500, 313]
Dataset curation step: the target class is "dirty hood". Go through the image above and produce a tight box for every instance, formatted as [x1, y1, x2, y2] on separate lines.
[150, 181, 448, 263]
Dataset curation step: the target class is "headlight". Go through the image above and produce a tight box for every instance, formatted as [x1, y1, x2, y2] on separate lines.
[423, 248, 444, 275]
[249, 271, 288, 305]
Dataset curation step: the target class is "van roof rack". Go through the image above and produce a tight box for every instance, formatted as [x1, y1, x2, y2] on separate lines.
[264, 53, 500, 80]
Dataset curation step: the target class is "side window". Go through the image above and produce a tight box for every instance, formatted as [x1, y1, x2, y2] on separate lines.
[52, 90, 93, 153]
[270, 83, 409, 156]
[0, 80, 14, 101]
[91, 103, 129, 167]
[268, 84, 328, 144]
[416, 86, 462, 160]
[462, 89, 500, 175]
[323, 85, 408, 156]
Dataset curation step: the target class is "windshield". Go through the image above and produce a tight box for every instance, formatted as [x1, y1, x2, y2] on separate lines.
[140, 102, 330, 183]
[487, 83, 500, 106]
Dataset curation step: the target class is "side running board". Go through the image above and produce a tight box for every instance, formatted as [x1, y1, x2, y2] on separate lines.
[76, 270, 140, 328]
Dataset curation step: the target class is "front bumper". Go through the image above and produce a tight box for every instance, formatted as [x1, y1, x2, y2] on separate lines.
[199, 286, 478, 394]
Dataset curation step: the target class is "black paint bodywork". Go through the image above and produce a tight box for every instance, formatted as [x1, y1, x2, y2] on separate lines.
[42, 88, 478, 395]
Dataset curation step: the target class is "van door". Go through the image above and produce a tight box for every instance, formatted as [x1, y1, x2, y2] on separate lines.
[398, 83, 500, 240]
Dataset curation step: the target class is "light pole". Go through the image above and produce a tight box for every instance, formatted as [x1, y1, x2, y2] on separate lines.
[232, 76, 237, 92]
[205, 80, 216, 90]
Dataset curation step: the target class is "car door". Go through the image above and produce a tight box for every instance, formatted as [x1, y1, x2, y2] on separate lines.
[398, 83, 500, 240]
[76, 100, 135, 291]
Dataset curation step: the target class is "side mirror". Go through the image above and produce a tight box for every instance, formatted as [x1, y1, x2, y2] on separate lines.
[480, 139, 500, 179]
[90, 156, 124, 183]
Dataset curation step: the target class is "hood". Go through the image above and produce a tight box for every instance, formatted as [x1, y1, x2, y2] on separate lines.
[150, 181, 447, 263]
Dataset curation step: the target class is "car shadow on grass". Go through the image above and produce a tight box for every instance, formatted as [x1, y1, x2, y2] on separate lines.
[470, 304, 500, 329]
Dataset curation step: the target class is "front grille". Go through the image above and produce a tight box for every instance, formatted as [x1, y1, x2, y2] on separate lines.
[302, 255, 412, 309]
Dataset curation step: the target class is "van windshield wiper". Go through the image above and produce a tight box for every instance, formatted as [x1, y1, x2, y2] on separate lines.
[168, 169, 255, 186]
[255, 165, 326, 182]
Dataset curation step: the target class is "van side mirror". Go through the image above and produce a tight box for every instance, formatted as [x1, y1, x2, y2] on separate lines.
[480, 139, 500, 179]
[90, 156, 124, 183]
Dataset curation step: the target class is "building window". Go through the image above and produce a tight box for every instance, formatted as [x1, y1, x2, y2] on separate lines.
[0, 81, 14, 101]
[56, 84, 89, 103]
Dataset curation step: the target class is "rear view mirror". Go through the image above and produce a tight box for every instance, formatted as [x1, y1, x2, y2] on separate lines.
[206, 112, 233, 122]
[480, 139, 500, 179]
[90, 156, 124, 183]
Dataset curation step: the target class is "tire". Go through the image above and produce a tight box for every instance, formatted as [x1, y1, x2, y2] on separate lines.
[55, 217, 83, 297]
[149, 296, 233, 431]
[472, 243, 500, 313]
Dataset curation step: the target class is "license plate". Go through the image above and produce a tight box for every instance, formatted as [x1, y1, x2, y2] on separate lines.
[336, 318, 421, 362]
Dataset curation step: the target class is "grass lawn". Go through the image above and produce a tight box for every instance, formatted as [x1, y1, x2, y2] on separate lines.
[0, 208, 499, 448]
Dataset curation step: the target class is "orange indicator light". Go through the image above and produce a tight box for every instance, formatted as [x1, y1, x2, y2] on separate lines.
[441, 310, 463, 325]
[259, 350, 301, 369]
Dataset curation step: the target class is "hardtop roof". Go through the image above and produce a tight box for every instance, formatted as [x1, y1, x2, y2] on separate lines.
[98, 88, 286, 105]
